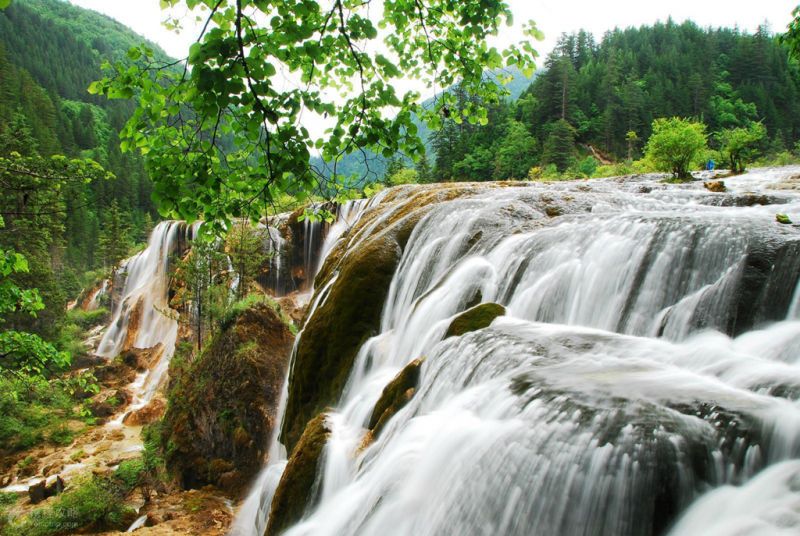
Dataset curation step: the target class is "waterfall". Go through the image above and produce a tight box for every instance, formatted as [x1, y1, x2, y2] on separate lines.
[232, 167, 800, 536]
[96, 221, 192, 406]
[84, 279, 109, 311]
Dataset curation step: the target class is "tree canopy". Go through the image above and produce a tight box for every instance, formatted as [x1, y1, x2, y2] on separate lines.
[90, 0, 539, 231]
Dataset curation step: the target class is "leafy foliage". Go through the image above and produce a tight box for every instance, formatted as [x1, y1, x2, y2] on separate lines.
[644, 117, 708, 179]
[717, 122, 767, 173]
[432, 21, 800, 181]
[90, 0, 539, 230]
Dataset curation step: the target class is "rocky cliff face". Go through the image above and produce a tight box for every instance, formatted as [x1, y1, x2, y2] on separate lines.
[158, 298, 295, 492]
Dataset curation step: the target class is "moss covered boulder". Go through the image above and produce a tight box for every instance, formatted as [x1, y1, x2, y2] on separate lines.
[445, 303, 506, 338]
[266, 412, 331, 536]
[159, 297, 294, 492]
[367, 358, 424, 441]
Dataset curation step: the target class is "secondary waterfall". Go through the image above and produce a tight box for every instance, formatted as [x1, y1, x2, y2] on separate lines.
[96, 221, 195, 405]
[233, 167, 800, 536]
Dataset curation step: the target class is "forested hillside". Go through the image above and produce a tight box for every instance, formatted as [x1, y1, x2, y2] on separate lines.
[431, 20, 800, 181]
[0, 0, 165, 335]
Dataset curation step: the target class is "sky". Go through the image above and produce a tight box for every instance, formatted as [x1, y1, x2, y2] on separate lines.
[69, 0, 798, 61]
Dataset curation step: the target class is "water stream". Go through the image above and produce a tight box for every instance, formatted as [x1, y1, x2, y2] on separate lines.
[233, 167, 800, 535]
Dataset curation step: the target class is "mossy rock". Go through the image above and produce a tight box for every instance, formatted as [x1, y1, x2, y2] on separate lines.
[284, 184, 491, 452]
[367, 358, 424, 440]
[445, 303, 506, 338]
[265, 412, 331, 536]
[159, 299, 294, 492]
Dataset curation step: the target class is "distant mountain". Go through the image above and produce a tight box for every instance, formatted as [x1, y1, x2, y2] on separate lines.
[310, 67, 536, 183]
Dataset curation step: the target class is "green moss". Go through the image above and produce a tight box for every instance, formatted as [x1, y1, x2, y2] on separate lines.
[368, 358, 424, 439]
[266, 412, 331, 536]
[445, 303, 506, 338]
[283, 232, 402, 451]
[776, 213, 793, 224]
[159, 299, 294, 490]
[4, 475, 136, 536]
[284, 184, 488, 452]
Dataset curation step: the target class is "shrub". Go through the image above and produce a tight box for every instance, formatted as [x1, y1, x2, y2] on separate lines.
[5, 476, 135, 536]
[644, 117, 708, 179]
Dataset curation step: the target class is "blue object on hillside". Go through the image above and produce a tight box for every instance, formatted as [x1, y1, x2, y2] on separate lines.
[706, 159, 715, 171]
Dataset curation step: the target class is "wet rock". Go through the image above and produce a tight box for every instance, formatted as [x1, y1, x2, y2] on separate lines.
[93, 360, 137, 387]
[283, 185, 486, 451]
[266, 412, 331, 536]
[367, 358, 425, 441]
[159, 298, 294, 491]
[776, 213, 793, 224]
[121, 344, 164, 372]
[89, 388, 130, 417]
[28, 475, 64, 504]
[28, 480, 46, 504]
[703, 180, 726, 192]
[123, 396, 167, 426]
[445, 303, 506, 338]
[544, 205, 563, 217]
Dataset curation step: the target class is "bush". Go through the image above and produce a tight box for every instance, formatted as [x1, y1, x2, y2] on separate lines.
[388, 168, 419, 186]
[644, 117, 708, 179]
[65, 308, 109, 330]
[0, 375, 89, 453]
[4, 475, 136, 536]
[575, 156, 598, 177]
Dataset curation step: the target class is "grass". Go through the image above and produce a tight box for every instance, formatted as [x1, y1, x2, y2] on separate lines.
[2, 460, 147, 536]
[0, 375, 90, 454]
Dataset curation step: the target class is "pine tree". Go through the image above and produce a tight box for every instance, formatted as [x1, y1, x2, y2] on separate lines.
[541, 119, 576, 172]
[414, 151, 433, 183]
[98, 200, 131, 274]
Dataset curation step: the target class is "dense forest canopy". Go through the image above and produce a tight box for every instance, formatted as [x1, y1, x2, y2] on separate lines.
[430, 20, 800, 181]
[0, 0, 168, 341]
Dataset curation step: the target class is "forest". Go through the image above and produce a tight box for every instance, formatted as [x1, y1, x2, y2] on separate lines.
[427, 21, 800, 182]
[2, 0, 800, 535]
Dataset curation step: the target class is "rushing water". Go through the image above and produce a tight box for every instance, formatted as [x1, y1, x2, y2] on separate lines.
[233, 167, 800, 536]
[96, 221, 195, 408]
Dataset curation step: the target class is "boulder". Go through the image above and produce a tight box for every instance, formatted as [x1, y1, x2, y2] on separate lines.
[703, 180, 726, 192]
[121, 344, 164, 372]
[266, 412, 331, 536]
[89, 388, 130, 418]
[367, 358, 424, 441]
[445, 303, 506, 338]
[123, 397, 167, 426]
[28, 475, 64, 504]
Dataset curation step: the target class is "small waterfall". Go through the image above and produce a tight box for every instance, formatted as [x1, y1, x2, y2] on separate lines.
[230, 196, 378, 536]
[232, 167, 800, 536]
[84, 279, 109, 311]
[96, 221, 192, 406]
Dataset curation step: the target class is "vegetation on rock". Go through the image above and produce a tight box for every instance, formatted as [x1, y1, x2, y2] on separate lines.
[266, 412, 331, 536]
[158, 296, 294, 491]
[445, 303, 507, 338]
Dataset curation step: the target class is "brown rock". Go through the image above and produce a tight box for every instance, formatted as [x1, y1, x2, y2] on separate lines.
[121, 344, 165, 372]
[266, 412, 331, 536]
[89, 388, 130, 417]
[704, 180, 727, 193]
[159, 298, 295, 490]
[28, 480, 46, 504]
[123, 397, 167, 426]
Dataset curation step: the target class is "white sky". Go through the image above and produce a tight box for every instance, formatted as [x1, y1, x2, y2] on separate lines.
[69, 0, 797, 61]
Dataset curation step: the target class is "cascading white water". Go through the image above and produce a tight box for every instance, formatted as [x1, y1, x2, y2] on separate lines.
[85, 279, 109, 311]
[234, 167, 800, 536]
[96, 221, 191, 407]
